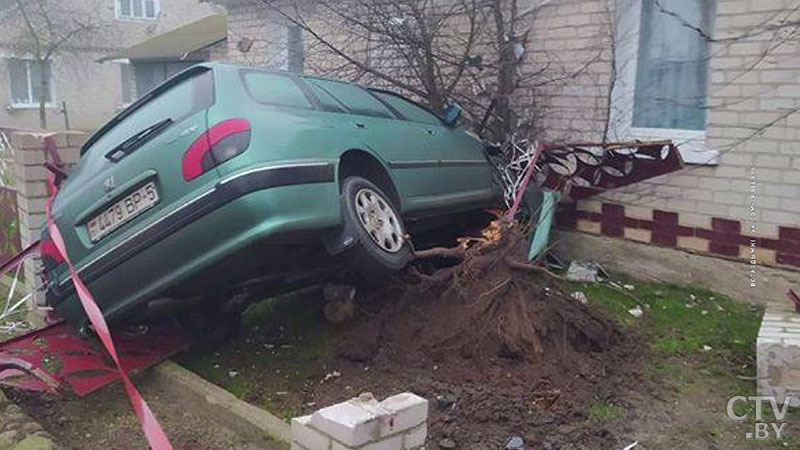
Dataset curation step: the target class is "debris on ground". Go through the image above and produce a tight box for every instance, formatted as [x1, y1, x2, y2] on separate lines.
[571, 291, 589, 305]
[565, 260, 605, 283]
[504, 435, 525, 449]
[627, 306, 644, 318]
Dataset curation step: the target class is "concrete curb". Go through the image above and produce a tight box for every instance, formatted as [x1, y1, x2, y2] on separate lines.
[150, 361, 291, 445]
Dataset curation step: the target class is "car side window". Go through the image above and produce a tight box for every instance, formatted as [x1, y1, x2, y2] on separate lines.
[372, 91, 442, 126]
[241, 71, 312, 109]
[306, 78, 394, 119]
[302, 81, 348, 113]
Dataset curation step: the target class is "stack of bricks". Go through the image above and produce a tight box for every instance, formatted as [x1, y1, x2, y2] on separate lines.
[757, 300, 800, 407]
[291, 392, 428, 450]
[10, 131, 84, 319]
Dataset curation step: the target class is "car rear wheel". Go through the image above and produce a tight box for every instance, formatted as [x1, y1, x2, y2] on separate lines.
[342, 176, 410, 277]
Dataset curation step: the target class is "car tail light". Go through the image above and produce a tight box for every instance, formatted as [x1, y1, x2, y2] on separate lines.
[182, 119, 251, 181]
[40, 238, 64, 266]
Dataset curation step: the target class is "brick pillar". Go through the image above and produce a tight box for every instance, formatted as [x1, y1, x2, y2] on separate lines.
[11, 131, 84, 324]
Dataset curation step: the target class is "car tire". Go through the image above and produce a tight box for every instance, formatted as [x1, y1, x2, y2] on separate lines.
[342, 176, 411, 278]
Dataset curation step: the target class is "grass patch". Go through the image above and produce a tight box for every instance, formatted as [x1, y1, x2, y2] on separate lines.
[565, 277, 800, 449]
[587, 399, 624, 423]
[176, 287, 352, 420]
[569, 280, 760, 364]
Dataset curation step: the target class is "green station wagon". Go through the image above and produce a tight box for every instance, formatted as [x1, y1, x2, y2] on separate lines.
[41, 62, 498, 334]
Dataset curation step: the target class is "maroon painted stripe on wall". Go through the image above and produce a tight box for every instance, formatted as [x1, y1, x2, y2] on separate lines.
[558, 202, 800, 268]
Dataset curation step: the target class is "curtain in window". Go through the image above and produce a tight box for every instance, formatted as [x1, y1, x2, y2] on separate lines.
[633, 0, 716, 130]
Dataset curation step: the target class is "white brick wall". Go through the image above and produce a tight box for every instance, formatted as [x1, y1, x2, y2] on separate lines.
[522, 0, 800, 239]
[292, 393, 428, 450]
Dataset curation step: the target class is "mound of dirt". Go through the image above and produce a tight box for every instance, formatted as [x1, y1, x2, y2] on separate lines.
[311, 221, 646, 449]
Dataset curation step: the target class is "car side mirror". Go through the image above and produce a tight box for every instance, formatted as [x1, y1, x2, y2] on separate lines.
[442, 104, 463, 128]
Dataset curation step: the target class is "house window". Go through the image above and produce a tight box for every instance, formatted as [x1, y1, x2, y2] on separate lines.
[120, 63, 136, 105]
[633, 0, 715, 130]
[611, 0, 718, 164]
[7, 58, 53, 107]
[132, 61, 196, 96]
[117, 0, 159, 20]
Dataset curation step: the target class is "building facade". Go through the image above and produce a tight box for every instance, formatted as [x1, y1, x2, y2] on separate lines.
[0, 0, 222, 131]
[205, 0, 800, 270]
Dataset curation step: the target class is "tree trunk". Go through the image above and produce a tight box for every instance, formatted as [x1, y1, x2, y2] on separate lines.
[37, 59, 47, 130]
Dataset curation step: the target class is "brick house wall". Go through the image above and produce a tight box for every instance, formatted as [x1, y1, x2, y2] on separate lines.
[523, 0, 800, 270]
[218, 0, 799, 270]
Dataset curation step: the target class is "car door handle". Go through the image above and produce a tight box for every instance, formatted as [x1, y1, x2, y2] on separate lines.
[354, 122, 365, 129]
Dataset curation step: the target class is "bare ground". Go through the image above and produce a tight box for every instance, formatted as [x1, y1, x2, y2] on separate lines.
[7, 371, 286, 450]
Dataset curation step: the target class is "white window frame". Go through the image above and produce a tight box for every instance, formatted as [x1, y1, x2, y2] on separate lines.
[609, 0, 718, 165]
[115, 0, 160, 21]
[7, 58, 56, 109]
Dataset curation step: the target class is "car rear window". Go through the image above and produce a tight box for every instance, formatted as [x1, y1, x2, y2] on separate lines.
[241, 71, 312, 108]
[306, 78, 394, 118]
[82, 67, 214, 157]
[371, 91, 441, 126]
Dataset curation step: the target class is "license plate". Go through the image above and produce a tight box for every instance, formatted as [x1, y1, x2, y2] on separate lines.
[87, 182, 159, 242]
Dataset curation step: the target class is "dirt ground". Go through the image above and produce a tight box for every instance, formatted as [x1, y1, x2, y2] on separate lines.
[4, 221, 799, 449]
[7, 372, 284, 450]
[178, 247, 800, 450]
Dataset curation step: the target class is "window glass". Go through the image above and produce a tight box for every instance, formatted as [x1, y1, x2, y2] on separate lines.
[132, 0, 142, 18]
[8, 59, 52, 105]
[242, 71, 311, 108]
[119, 0, 131, 17]
[303, 80, 346, 112]
[372, 91, 441, 125]
[120, 63, 136, 104]
[307, 78, 394, 118]
[633, 0, 715, 130]
[134, 62, 164, 95]
[8, 59, 28, 105]
[84, 69, 213, 158]
[29, 60, 52, 104]
[118, 0, 157, 19]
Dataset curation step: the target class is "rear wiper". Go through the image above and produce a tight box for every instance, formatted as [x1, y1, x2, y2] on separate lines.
[104, 118, 173, 162]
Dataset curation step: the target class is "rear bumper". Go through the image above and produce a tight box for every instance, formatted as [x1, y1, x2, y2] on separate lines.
[47, 161, 340, 328]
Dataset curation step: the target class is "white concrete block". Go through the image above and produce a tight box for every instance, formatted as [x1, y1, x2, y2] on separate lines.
[757, 304, 800, 407]
[310, 396, 382, 447]
[403, 424, 427, 449]
[361, 434, 404, 450]
[293, 415, 332, 450]
[378, 393, 428, 437]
